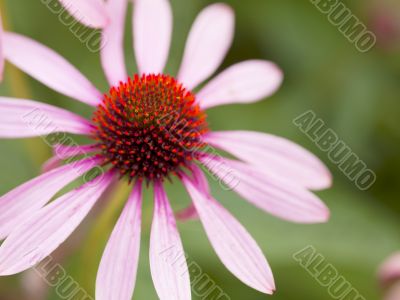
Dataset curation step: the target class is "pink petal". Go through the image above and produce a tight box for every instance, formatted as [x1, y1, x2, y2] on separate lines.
[200, 155, 330, 223]
[3, 32, 102, 106]
[197, 60, 283, 109]
[41, 156, 62, 173]
[96, 181, 142, 300]
[190, 163, 211, 195]
[53, 143, 97, 159]
[205, 131, 332, 190]
[133, 0, 172, 74]
[0, 157, 101, 240]
[0, 13, 4, 81]
[379, 253, 400, 285]
[0, 97, 91, 138]
[58, 0, 109, 28]
[177, 3, 235, 90]
[0, 171, 113, 275]
[182, 175, 275, 294]
[101, 0, 128, 86]
[176, 164, 209, 221]
[386, 283, 400, 300]
[150, 182, 191, 300]
[176, 204, 198, 221]
[42, 144, 97, 173]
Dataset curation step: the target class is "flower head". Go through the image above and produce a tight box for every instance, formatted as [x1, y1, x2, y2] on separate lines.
[0, 0, 331, 299]
[92, 73, 208, 182]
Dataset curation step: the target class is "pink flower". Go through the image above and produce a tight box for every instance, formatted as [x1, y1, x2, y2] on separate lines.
[379, 253, 400, 300]
[380, 253, 400, 285]
[0, 0, 332, 298]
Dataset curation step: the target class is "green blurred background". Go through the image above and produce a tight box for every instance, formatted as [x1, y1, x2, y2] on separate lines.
[0, 0, 399, 299]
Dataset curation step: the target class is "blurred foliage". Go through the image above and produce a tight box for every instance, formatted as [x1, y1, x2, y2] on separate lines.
[0, 0, 399, 299]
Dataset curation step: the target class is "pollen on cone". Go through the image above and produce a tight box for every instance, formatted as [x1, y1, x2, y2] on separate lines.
[92, 74, 208, 182]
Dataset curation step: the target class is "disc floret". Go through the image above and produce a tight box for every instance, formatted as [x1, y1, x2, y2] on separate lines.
[92, 74, 208, 181]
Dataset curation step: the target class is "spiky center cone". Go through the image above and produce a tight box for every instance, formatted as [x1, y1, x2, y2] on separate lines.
[92, 74, 208, 182]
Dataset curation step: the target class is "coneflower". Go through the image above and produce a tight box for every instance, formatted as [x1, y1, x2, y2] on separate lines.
[0, 1, 331, 299]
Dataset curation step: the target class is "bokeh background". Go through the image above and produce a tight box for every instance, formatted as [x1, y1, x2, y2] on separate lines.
[0, 0, 399, 299]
